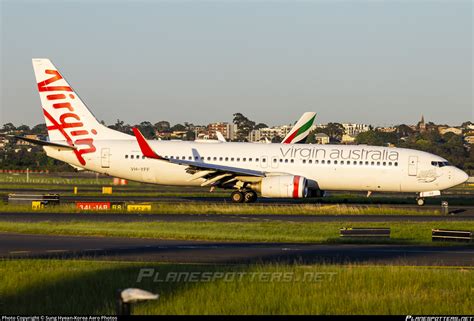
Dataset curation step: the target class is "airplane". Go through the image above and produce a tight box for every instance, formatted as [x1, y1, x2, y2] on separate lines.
[210, 112, 316, 144]
[26, 58, 469, 205]
[281, 112, 316, 144]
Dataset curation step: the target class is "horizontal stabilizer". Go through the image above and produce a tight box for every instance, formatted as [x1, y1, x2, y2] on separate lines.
[14, 136, 77, 150]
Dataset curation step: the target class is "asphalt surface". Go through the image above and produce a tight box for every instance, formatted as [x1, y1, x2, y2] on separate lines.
[1, 212, 473, 223]
[1, 232, 472, 266]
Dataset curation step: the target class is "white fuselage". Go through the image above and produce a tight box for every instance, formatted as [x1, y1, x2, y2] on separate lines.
[44, 139, 468, 194]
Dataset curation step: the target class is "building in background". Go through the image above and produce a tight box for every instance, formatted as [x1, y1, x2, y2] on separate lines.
[417, 115, 427, 133]
[248, 125, 295, 142]
[341, 134, 356, 144]
[377, 126, 397, 133]
[342, 123, 370, 137]
[438, 127, 462, 135]
[207, 122, 235, 140]
[314, 133, 330, 144]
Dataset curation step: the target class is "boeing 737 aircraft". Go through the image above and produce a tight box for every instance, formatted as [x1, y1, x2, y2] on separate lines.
[25, 59, 468, 205]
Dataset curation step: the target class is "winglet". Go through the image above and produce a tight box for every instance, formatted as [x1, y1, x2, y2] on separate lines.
[132, 127, 163, 159]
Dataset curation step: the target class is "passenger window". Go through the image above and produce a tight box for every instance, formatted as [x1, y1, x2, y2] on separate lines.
[237, 158, 240, 162]
[365, 161, 369, 165]
[125, 155, 128, 159]
[394, 162, 398, 166]
[231, 157, 234, 161]
[262, 158, 266, 162]
[315, 160, 319, 164]
[255, 158, 259, 162]
[243, 158, 246, 162]
[280, 159, 283, 163]
[219, 157, 223, 161]
[273, 159, 277, 163]
[207, 157, 211, 161]
[225, 157, 229, 161]
[142, 156, 145, 159]
[359, 161, 363, 165]
[353, 161, 357, 165]
[383, 162, 386, 166]
[327, 160, 331, 164]
[371, 161, 374, 165]
[322, 160, 325, 164]
[131, 155, 134, 159]
[341, 161, 344, 165]
[334, 160, 338, 164]
[303, 159, 306, 164]
[249, 158, 252, 162]
[377, 162, 380, 166]
[388, 162, 392, 166]
[213, 157, 217, 161]
[308, 160, 312, 164]
[291, 159, 294, 163]
[285, 159, 288, 163]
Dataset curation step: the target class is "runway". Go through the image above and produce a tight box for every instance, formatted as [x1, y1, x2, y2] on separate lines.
[0, 212, 473, 223]
[1, 232, 473, 266]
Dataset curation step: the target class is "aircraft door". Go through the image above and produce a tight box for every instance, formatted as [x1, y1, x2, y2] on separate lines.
[101, 148, 110, 168]
[408, 156, 418, 176]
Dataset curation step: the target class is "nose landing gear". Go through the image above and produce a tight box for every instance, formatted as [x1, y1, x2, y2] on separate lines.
[416, 198, 425, 206]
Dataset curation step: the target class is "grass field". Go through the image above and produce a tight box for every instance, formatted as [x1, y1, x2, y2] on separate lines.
[0, 202, 441, 215]
[0, 220, 472, 244]
[0, 259, 471, 314]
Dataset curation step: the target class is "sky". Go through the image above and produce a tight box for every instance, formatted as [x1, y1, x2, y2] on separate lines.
[0, 0, 472, 127]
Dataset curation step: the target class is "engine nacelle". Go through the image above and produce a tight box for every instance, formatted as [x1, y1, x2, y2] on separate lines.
[252, 175, 308, 198]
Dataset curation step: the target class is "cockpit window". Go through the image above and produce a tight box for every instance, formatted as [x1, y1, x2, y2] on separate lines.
[431, 161, 450, 167]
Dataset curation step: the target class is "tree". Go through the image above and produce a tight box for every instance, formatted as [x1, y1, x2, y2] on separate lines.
[396, 124, 413, 138]
[271, 135, 282, 143]
[108, 119, 132, 134]
[254, 123, 268, 130]
[31, 123, 47, 135]
[233, 113, 255, 142]
[17, 125, 30, 132]
[137, 121, 156, 139]
[170, 124, 186, 132]
[2, 123, 16, 132]
[154, 121, 170, 131]
[314, 123, 345, 143]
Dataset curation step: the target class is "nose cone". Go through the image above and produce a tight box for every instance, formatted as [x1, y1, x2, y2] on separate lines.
[454, 168, 469, 186]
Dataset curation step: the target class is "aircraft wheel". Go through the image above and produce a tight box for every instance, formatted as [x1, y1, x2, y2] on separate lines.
[244, 191, 258, 203]
[416, 198, 425, 206]
[231, 191, 244, 203]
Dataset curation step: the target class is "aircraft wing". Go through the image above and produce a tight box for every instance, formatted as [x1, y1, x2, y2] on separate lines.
[132, 128, 265, 187]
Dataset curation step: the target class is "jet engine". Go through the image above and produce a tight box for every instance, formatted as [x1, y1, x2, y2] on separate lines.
[250, 175, 308, 198]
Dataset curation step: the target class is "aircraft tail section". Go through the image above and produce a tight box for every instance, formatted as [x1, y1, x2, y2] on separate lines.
[282, 112, 316, 144]
[32, 58, 132, 166]
[32, 58, 131, 142]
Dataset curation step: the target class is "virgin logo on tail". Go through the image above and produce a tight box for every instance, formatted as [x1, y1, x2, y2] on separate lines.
[39, 69, 96, 166]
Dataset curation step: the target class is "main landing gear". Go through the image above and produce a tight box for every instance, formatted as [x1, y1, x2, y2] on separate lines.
[231, 190, 258, 203]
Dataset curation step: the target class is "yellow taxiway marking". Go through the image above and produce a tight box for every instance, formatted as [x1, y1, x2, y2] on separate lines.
[9, 251, 30, 254]
[45, 250, 68, 253]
